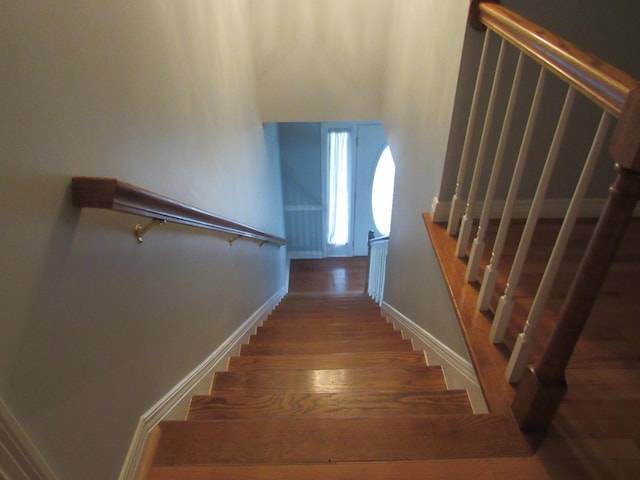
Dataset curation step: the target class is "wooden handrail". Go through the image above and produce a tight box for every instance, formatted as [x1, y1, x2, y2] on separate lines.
[474, 2, 639, 117]
[368, 235, 390, 246]
[465, 2, 640, 432]
[71, 177, 287, 246]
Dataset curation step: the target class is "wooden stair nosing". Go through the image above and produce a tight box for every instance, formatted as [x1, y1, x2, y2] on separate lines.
[239, 339, 413, 355]
[187, 390, 473, 420]
[211, 366, 449, 393]
[267, 311, 383, 321]
[227, 352, 429, 370]
[261, 317, 389, 327]
[147, 461, 505, 480]
[248, 330, 402, 343]
[258, 322, 394, 332]
[153, 415, 532, 465]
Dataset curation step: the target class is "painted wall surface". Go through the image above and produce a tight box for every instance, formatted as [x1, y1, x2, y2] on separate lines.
[439, 0, 640, 203]
[250, 0, 393, 122]
[279, 123, 324, 257]
[381, 0, 471, 359]
[0, 2, 285, 479]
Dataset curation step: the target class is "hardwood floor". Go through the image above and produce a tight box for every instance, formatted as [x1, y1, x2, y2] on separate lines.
[425, 214, 640, 479]
[288, 257, 367, 293]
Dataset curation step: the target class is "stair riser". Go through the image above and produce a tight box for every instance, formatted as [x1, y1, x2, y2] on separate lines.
[227, 352, 429, 371]
[187, 391, 473, 420]
[154, 416, 531, 464]
[240, 340, 413, 356]
[249, 330, 401, 343]
[211, 367, 448, 394]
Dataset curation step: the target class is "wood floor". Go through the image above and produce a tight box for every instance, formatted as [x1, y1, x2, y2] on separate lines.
[288, 257, 367, 294]
[425, 214, 640, 479]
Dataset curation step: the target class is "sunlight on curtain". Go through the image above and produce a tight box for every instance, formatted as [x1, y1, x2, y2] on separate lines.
[327, 130, 350, 245]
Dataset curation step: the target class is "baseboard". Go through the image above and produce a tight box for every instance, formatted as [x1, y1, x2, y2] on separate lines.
[287, 251, 324, 259]
[381, 302, 477, 385]
[118, 286, 286, 480]
[381, 302, 488, 413]
[431, 196, 640, 224]
[0, 397, 59, 480]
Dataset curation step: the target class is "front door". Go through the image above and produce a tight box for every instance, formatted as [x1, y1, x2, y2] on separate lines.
[322, 122, 389, 257]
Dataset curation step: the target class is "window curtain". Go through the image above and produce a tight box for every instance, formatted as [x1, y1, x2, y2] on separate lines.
[327, 130, 350, 245]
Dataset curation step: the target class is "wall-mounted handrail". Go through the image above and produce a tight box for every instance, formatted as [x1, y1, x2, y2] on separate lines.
[71, 177, 287, 246]
[474, 2, 639, 117]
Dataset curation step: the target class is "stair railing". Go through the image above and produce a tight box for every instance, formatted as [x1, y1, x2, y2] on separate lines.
[366, 231, 390, 304]
[447, 1, 640, 430]
[72, 177, 287, 246]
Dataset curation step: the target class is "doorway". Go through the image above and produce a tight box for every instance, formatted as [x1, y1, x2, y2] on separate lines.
[277, 121, 394, 259]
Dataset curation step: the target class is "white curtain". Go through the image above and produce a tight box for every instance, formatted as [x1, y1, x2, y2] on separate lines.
[327, 130, 350, 245]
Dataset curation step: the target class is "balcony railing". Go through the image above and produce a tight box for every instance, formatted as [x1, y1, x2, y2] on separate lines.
[442, 1, 640, 431]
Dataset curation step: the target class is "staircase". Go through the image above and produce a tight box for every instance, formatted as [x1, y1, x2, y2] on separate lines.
[145, 293, 531, 479]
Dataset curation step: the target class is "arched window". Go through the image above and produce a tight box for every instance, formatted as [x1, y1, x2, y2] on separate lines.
[371, 146, 395, 236]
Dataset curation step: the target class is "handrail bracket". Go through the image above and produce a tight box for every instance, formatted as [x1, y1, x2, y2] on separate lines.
[135, 219, 166, 243]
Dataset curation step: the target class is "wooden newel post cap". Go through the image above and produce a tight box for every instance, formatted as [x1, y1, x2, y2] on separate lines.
[610, 87, 640, 172]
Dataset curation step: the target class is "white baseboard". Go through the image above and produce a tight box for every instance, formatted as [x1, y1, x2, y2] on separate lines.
[118, 286, 286, 480]
[381, 302, 488, 414]
[287, 251, 324, 259]
[0, 397, 59, 480]
[430, 196, 638, 224]
[381, 302, 477, 385]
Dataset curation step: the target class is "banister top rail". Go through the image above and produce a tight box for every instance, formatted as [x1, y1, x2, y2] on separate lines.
[71, 176, 287, 246]
[368, 235, 390, 245]
[475, 2, 640, 117]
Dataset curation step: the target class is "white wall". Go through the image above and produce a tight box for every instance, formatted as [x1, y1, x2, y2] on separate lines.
[439, 0, 640, 204]
[381, 0, 471, 359]
[250, 0, 393, 122]
[0, 1, 285, 479]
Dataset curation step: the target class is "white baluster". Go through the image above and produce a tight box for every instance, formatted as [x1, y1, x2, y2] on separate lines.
[477, 68, 548, 310]
[490, 87, 576, 343]
[448, 31, 493, 236]
[456, 39, 507, 258]
[506, 111, 612, 382]
[466, 52, 525, 282]
[379, 243, 388, 305]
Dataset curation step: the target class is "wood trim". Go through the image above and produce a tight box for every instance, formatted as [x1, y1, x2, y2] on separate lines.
[423, 214, 518, 418]
[368, 235, 390, 246]
[478, 3, 640, 117]
[512, 166, 640, 430]
[118, 287, 286, 480]
[468, 0, 500, 32]
[610, 87, 640, 171]
[71, 177, 287, 246]
[0, 397, 59, 480]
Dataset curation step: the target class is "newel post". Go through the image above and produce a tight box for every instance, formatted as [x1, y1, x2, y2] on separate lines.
[512, 87, 640, 431]
[364, 231, 375, 293]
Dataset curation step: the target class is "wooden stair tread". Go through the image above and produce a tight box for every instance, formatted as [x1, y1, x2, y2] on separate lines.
[249, 329, 402, 342]
[187, 390, 473, 420]
[227, 352, 428, 370]
[240, 339, 413, 355]
[148, 459, 542, 480]
[259, 321, 393, 331]
[211, 366, 448, 393]
[153, 415, 532, 465]
[262, 317, 388, 327]
[267, 309, 382, 320]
